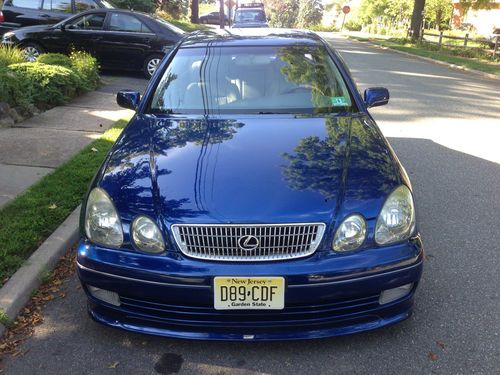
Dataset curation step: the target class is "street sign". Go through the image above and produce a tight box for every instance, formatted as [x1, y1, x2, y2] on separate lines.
[342, 5, 350, 15]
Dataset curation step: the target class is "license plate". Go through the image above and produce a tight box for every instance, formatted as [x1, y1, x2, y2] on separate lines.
[214, 277, 285, 310]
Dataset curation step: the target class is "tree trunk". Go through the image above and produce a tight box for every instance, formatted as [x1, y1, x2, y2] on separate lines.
[191, 0, 199, 23]
[410, 0, 426, 39]
[219, 0, 225, 29]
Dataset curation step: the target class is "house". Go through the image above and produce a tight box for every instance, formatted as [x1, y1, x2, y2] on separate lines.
[451, 0, 500, 36]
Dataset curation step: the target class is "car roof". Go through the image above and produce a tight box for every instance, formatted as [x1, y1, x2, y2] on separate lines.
[180, 28, 324, 48]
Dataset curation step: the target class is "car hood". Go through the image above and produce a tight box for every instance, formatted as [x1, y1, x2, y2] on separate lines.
[232, 23, 269, 28]
[99, 114, 400, 226]
[15, 24, 54, 34]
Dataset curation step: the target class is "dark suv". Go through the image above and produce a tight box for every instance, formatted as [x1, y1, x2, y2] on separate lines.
[0, 0, 114, 34]
[232, 3, 268, 28]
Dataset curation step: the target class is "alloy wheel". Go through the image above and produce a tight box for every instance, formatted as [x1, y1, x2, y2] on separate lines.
[147, 58, 161, 77]
[23, 46, 40, 62]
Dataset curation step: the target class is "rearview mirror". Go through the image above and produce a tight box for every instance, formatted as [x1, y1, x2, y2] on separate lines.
[364, 87, 389, 108]
[117, 90, 141, 111]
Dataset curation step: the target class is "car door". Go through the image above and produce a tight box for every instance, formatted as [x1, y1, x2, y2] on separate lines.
[209, 12, 218, 24]
[39, 0, 72, 24]
[44, 11, 106, 54]
[95, 12, 156, 70]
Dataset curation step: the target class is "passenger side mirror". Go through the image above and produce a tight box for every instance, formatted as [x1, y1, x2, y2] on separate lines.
[117, 90, 141, 111]
[364, 87, 389, 108]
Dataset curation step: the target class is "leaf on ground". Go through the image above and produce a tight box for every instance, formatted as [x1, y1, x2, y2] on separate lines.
[108, 361, 119, 369]
[428, 352, 438, 361]
[48, 204, 57, 209]
[436, 340, 446, 349]
[0, 251, 77, 358]
[91, 147, 98, 152]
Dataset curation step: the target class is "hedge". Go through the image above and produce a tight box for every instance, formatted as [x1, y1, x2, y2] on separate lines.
[0, 67, 32, 111]
[0, 50, 100, 112]
[8, 63, 84, 109]
[37, 53, 72, 68]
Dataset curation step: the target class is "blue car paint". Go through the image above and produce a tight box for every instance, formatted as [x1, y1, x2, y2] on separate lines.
[77, 29, 423, 340]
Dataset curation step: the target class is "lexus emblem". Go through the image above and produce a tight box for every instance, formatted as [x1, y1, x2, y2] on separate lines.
[238, 235, 259, 251]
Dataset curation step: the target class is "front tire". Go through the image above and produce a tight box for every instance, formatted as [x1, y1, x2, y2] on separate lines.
[143, 54, 163, 79]
[21, 42, 44, 62]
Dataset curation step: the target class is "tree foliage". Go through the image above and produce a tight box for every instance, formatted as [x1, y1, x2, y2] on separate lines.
[296, 0, 323, 28]
[263, 0, 324, 28]
[156, 0, 189, 18]
[263, 0, 300, 28]
[354, 0, 457, 33]
[111, 0, 155, 12]
[459, 0, 496, 12]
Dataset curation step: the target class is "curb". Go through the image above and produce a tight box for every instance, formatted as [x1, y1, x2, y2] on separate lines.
[345, 36, 499, 81]
[0, 205, 80, 336]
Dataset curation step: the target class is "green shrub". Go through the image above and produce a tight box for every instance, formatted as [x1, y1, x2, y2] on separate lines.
[37, 53, 72, 68]
[8, 62, 83, 108]
[309, 24, 339, 32]
[69, 50, 99, 90]
[344, 20, 362, 32]
[0, 67, 32, 110]
[0, 45, 24, 68]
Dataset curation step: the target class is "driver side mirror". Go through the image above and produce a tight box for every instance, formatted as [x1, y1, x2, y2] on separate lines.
[117, 90, 141, 111]
[364, 87, 389, 108]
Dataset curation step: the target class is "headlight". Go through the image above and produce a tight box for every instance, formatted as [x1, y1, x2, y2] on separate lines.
[131, 216, 165, 253]
[375, 185, 415, 245]
[84, 188, 123, 248]
[2, 32, 15, 44]
[333, 214, 366, 252]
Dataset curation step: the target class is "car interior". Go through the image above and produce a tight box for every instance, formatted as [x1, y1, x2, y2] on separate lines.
[151, 47, 352, 114]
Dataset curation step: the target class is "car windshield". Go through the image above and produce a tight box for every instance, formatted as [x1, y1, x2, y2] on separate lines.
[235, 9, 266, 23]
[149, 45, 355, 115]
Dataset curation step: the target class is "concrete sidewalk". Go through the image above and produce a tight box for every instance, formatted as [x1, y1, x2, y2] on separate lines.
[0, 75, 147, 208]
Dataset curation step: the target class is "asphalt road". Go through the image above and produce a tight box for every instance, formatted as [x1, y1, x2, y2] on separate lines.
[2, 35, 499, 375]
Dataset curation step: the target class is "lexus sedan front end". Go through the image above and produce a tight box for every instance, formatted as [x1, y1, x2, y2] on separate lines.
[77, 28, 423, 341]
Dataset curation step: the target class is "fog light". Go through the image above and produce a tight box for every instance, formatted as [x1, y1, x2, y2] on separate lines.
[379, 283, 413, 305]
[87, 285, 120, 306]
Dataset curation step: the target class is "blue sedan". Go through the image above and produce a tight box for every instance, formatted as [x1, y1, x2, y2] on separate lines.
[77, 28, 423, 341]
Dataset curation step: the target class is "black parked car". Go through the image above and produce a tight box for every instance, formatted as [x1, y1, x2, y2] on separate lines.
[1, 9, 185, 78]
[198, 11, 228, 25]
[0, 0, 114, 34]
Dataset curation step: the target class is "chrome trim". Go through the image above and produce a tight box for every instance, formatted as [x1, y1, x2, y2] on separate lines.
[288, 260, 423, 288]
[171, 223, 326, 262]
[76, 262, 210, 288]
[77, 259, 422, 289]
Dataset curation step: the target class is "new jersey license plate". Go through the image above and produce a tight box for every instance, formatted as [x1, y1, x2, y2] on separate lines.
[214, 277, 285, 310]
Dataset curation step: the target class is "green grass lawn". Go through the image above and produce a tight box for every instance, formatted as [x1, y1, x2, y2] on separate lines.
[346, 34, 499, 76]
[155, 11, 209, 32]
[0, 119, 128, 284]
[168, 19, 210, 32]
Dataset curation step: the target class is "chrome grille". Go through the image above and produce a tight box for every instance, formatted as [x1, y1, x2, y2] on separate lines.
[171, 223, 326, 261]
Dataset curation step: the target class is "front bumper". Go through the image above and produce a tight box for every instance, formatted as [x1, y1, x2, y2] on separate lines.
[77, 236, 423, 341]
